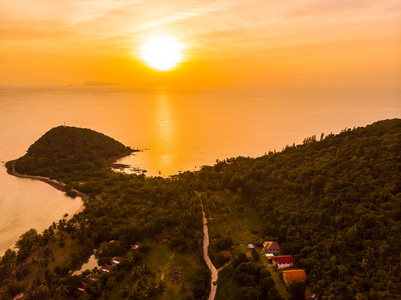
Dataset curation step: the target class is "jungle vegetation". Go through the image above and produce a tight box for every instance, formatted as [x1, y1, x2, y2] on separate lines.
[197, 118, 401, 299]
[1, 119, 401, 299]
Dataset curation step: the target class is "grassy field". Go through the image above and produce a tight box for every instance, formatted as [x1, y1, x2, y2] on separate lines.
[155, 251, 205, 300]
[143, 241, 172, 278]
[143, 240, 204, 300]
[103, 239, 205, 299]
[208, 190, 290, 300]
[207, 191, 264, 256]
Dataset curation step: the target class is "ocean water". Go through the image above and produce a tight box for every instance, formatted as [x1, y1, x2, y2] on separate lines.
[0, 86, 400, 254]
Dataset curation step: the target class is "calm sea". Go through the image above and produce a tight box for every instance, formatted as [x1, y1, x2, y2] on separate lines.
[0, 86, 400, 254]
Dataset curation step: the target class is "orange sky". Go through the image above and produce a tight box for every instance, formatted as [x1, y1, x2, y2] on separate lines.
[1, 0, 400, 89]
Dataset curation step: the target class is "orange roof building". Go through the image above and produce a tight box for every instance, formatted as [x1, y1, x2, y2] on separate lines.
[282, 270, 307, 286]
[263, 241, 280, 253]
[222, 251, 232, 259]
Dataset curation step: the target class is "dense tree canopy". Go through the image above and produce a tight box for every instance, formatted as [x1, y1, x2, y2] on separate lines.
[194, 119, 401, 298]
[1, 119, 401, 299]
[2, 126, 207, 299]
[14, 126, 133, 179]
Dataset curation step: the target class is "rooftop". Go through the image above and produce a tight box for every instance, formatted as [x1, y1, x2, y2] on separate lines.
[272, 255, 294, 264]
[282, 270, 307, 282]
[263, 241, 280, 250]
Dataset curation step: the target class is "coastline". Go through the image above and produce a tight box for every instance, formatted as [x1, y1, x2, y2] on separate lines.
[0, 161, 86, 256]
[107, 148, 140, 165]
[66, 204, 85, 221]
[1, 149, 134, 255]
[5, 160, 89, 201]
[3, 148, 136, 220]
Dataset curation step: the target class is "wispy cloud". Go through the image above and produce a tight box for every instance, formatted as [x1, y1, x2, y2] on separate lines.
[0, 0, 399, 87]
[135, 5, 229, 32]
[65, 0, 142, 25]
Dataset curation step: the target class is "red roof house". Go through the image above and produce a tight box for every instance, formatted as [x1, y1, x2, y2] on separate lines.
[78, 283, 87, 292]
[111, 257, 123, 266]
[271, 255, 294, 269]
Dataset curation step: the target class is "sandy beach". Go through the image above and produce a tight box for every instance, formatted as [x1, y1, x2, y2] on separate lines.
[5, 160, 89, 201]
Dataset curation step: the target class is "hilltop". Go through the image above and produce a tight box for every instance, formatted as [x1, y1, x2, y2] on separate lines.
[11, 126, 134, 181]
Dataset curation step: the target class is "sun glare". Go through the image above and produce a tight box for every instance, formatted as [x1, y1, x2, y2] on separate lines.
[139, 35, 184, 71]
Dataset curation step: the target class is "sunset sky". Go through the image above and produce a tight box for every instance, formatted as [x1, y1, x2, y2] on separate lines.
[1, 0, 400, 89]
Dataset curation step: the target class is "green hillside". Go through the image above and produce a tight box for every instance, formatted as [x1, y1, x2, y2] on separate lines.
[14, 126, 133, 180]
[196, 118, 401, 299]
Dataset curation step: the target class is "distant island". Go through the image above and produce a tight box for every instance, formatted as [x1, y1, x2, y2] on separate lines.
[83, 81, 114, 86]
[1, 119, 400, 299]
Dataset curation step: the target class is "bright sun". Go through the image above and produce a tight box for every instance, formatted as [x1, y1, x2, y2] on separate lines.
[139, 35, 184, 71]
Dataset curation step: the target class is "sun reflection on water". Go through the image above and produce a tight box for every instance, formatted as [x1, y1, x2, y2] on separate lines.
[153, 92, 176, 175]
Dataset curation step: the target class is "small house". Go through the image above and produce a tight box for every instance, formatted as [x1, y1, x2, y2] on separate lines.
[263, 241, 280, 253]
[130, 242, 142, 250]
[155, 234, 169, 242]
[282, 270, 307, 286]
[222, 251, 232, 259]
[99, 265, 113, 273]
[265, 253, 274, 260]
[271, 255, 294, 269]
[111, 257, 123, 266]
[248, 244, 255, 250]
[78, 283, 87, 292]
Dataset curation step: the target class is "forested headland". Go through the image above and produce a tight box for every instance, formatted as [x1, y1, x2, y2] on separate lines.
[2, 126, 209, 300]
[1, 119, 400, 299]
[13, 126, 135, 180]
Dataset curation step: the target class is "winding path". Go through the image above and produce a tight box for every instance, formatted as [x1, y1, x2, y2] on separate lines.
[199, 194, 234, 300]
[201, 207, 218, 300]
